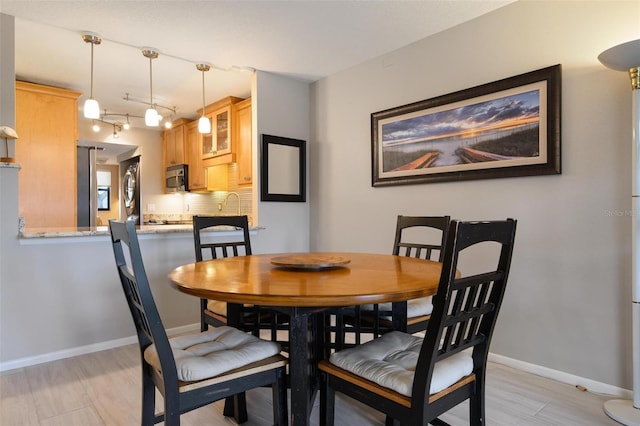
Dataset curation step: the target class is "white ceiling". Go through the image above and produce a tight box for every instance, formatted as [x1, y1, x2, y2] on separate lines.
[2, 0, 512, 130]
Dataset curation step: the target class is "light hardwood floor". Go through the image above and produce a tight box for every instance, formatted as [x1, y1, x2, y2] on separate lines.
[0, 343, 620, 425]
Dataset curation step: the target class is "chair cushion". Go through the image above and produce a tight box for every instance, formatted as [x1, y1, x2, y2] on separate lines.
[144, 326, 281, 382]
[329, 331, 472, 397]
[362, 296, 433, 319]
[206, 300, 254, 317]
[207, 300, 228, 316]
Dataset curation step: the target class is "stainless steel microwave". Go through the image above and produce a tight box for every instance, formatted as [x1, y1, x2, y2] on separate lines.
[166, 164, 188, 193]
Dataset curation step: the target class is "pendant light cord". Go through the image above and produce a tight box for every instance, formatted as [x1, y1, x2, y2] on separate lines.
[201, 70, 206, 117]
[89, 42, 94, 98]
[149, 56, 153, 107]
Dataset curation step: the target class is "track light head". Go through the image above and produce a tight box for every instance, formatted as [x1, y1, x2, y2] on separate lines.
[142, 48, 159, 59]
[81, 32, 102, 45]
[196, 63, 211, 72]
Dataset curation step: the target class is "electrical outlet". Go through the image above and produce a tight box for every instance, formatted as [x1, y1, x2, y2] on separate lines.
[147, 203, 156, 212]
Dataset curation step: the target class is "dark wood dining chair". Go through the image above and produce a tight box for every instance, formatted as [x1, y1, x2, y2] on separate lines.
[108, 220, 288, 426]
[319, 219, 517, 426]
[331, 215, 450, 351]
[193, 215, 289, 349]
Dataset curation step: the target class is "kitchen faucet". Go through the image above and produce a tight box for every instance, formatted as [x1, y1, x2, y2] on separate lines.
[223, 192, 241, 216]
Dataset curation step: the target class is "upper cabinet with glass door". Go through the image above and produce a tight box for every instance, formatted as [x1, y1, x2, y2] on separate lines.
[201, 96, 243, 163]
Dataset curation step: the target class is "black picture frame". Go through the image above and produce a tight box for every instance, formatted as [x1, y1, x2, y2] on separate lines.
[97, 186, 110, 211]
[260, 134, 306, 202]
[371, 64, 561, 187]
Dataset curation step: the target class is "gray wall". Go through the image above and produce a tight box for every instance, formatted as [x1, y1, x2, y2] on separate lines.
[1, 1, 638, 394]
[309, 0, 639, 390]
[0, 27, 310, 367]
[254, 71, 311, 254]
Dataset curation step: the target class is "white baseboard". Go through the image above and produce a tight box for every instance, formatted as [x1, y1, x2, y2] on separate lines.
[0, 328, 633, 400]
[489, 353, 633, 399]
[0, 323, 200, 373]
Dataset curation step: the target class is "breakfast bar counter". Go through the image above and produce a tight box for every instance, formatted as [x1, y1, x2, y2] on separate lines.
[20, 224, 262, 239]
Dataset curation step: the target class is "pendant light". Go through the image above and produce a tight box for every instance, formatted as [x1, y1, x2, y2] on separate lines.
[142, 48, 160, 127]
[196, 63, 211, 134]
[82, 32, 101, 119]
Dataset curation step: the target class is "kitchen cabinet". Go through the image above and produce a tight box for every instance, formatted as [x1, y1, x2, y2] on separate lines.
[186, 120, 207, 191]
[200, 96, 243, 163]
[186, 96, 250, 192]
[187, 120, 229, 192]
[206, 164, 228, 191]
[163, 118, 189, 168]
[15, 81, 81, 228]
[233, 97, 252, 185]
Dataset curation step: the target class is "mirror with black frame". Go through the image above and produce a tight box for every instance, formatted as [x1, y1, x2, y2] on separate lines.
[260, 134, 306, 202]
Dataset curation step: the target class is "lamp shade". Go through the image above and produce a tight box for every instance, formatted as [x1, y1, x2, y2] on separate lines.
[198, 116, 211, 134]
[84, 98, 100, 119]
[598, 39, 640, 71]
[0, 125, 18, 162]
[145, 108, 159, 127]
[0, 126, 18, 140]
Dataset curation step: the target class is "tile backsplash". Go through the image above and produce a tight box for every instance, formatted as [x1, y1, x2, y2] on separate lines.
[144, 188, 253, 225]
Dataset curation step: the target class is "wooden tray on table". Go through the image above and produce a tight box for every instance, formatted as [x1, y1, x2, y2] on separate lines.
[270, 253, 351, 271]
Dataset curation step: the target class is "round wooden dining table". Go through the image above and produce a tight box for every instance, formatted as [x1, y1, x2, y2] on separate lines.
[168, 252, 444, 426]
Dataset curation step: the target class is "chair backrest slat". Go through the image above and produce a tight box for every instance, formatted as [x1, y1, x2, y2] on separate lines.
[392, 216, 450, 262]
[193, 215, 252, 262]
[109, 220, 178, 385]
[413, 219, 517, 403]
[358, 215, 451, 332]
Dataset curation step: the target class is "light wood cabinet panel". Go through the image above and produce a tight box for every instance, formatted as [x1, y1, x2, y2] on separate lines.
[233, 98, 252, 185]
[15, 81, 81, 228]
[186, 96, 251, 192]
[202, 105, 230, 158]
[206, 164, 229, 191]
[200, 96, 243, 162]
[163, 118, 189, 168]
[186, 120, 207, 191]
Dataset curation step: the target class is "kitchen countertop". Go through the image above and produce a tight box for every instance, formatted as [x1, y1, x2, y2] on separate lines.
[20, 224, 260, 239]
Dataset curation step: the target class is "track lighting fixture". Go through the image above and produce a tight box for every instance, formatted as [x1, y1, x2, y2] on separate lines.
[90, 114, 126, 138]
[79, 33, 257, 129]
[82, 32, 102, 119]
[122, 93, 176, 128]
[196, 63, 212, 134]
[142, 48, 160, 127]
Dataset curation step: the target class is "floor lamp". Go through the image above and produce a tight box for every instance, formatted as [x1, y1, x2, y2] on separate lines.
[599, 38, 640, 426]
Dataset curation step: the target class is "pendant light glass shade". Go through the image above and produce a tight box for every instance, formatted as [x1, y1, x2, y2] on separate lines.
[198, 116, 211, 133]
[84, 98, 100, 119]
[196, 63, 211, 134]
[82, 33, 102, 119]
[145, 108, 160, 127]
